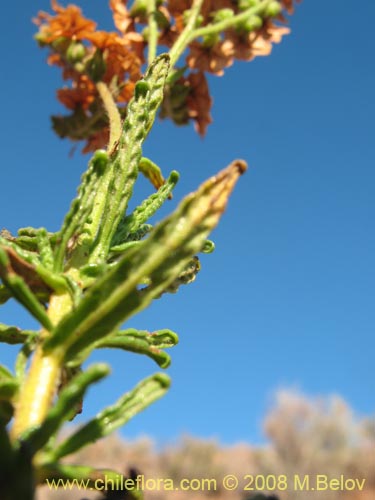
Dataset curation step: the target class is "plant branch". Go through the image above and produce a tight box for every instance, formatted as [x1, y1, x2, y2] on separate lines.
[96, 81, 122, 152]
[169, 0, 205, 68]
[11, 292, 73, 441]
[147, 0, 159, 65]
[191, 0, 274, 40]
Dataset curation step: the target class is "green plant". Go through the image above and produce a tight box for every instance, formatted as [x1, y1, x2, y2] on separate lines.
[0, 1, 299, 498]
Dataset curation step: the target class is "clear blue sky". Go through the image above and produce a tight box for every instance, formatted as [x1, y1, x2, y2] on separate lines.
[1, 1, 374, 445]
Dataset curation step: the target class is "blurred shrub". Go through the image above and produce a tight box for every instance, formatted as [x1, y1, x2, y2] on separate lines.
[37, 390, 374, 500]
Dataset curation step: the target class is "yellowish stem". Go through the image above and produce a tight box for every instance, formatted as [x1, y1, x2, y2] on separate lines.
[11, 292, 73, 440]
[96, 81, 122, 152]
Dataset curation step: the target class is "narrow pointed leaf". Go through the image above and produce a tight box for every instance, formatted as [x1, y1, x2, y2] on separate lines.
[44, 160, 246, 357]
[50, 373, 170, 460]
[111, 170, 179, 247]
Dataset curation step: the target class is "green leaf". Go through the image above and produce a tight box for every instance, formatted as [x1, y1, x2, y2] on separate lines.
[44, 160, 246, 358]
[96, 328, 179, 368]
[15, 333, 38, 383]
[90, 54, 170, 262]
[201, 239, 215, 253]
[111, 170, 179, 248]
[15, 227, 58, 252]
[160, 256, 201, 295]
[50, 373, 170, 460]
[0, 323, 34, 345]
[0, 235, 41, 268]
[0, 236, 67, 293]
[54, 149, 110, 271]
[0, 379, 18, 400]
[0, 364, 19, 400]
[120, 223, 153, 245]
[0, 285, 11, 304]
[0, 400, 13, 424]
[22, 364, 109, 454]
[36, 228, 54, 270]
[139, 156, 167, 190]
[0, 248, 52, 331]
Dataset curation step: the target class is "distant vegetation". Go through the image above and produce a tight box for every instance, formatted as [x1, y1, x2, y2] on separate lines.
[37, 390, 375, 500]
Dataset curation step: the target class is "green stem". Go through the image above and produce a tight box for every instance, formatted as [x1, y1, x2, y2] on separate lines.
[147, 0, 158, 65]
[191, 0, 273, 40]
[169, 0, 205, 67]
[96, 81, 122, 152]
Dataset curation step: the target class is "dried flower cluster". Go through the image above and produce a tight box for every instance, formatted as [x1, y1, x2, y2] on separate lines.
[34, 0, 300, 152]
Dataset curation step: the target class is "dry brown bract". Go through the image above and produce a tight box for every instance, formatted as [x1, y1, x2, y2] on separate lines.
[34, 0, 96, 42]
[187, 40, 235, 76]
[34, 0, 300, 151]
[186, 71, 213, 136]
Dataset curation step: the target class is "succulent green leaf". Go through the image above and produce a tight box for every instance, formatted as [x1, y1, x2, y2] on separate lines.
[111, 170, 179, 247]
[0, 365, 19, 400]
[18, 227, 40, 237]
[36, 228, 54, 270]
[0, 380, 18, 401]
[0, 236, 67, 293]
[96, 328, 179, 368]
[161, 256, 200, 295]
[0, 323, 34, 345]
[90, 54, 170, 262]
[108, 240, 142, 257]
[124, 223, 153, 243]
[0, 365, 13, 379]
[0, 400, 13, 424]
[0, 285, 11, 304]
[14, 227, 58, 252]
[54, 150, 110, 271]
[44, 160, 246, 358]
[0, 236, 41, 268]
[50, 373, 170, 460]
[22, 364, 109, 454]
[142, 54, 171, 135]
[138, 156, 167, 190]
[15, 333, 38, 383]
[201, 239, 215, 253]
[0, 248, 52, 331]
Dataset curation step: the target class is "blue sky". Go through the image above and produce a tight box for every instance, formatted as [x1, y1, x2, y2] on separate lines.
[1, 1, 374, 445]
